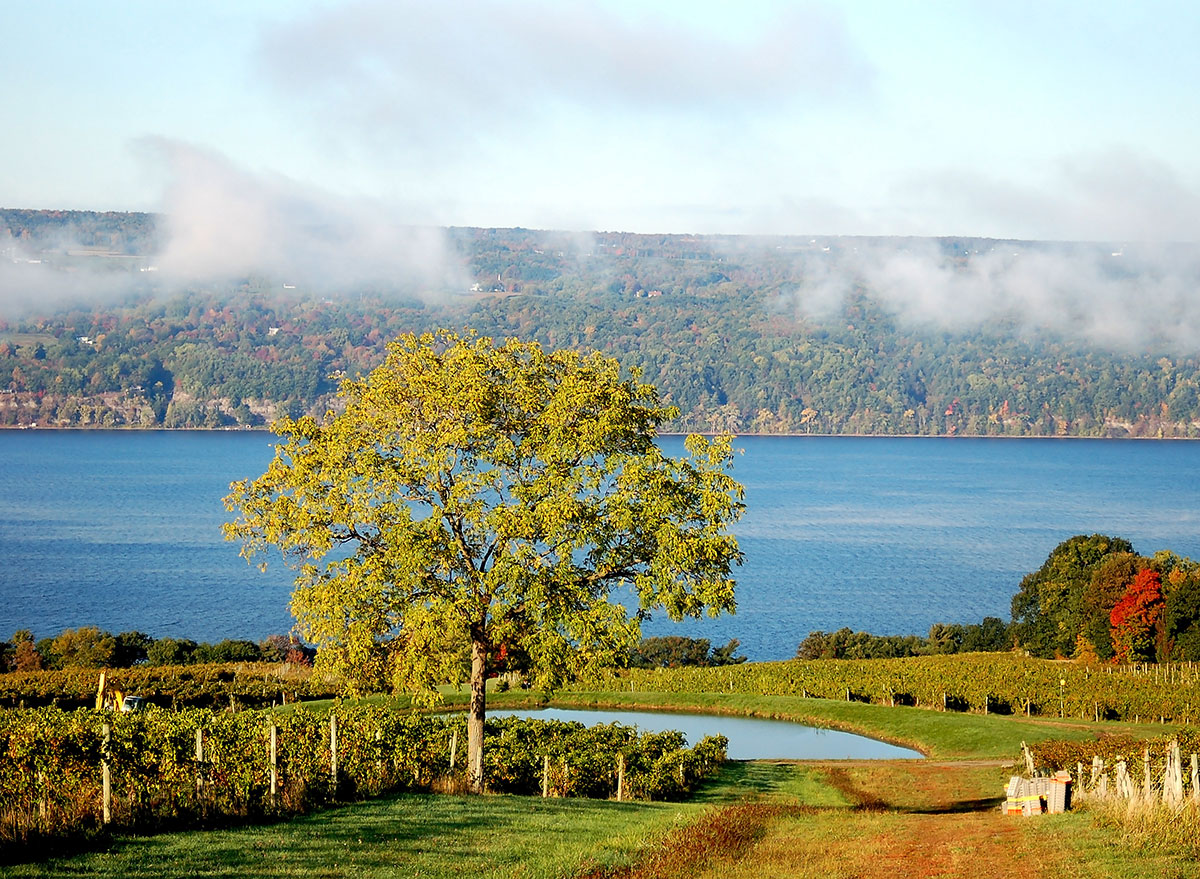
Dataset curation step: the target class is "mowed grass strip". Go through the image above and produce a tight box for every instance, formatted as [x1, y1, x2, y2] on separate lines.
[3, 793, 701, 879]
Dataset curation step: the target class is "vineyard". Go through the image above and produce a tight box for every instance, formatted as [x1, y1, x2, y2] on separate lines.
[0, 704, 727, 847]
[0, 662, 334, 710]
[583, 653, 1200, 724]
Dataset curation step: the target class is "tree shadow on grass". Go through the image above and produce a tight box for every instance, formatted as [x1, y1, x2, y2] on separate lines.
[4, 793, 481, 873]
[691, 760, 805, 802]
[821, 766, 1005, 815]
[900, 796, 1006, 815]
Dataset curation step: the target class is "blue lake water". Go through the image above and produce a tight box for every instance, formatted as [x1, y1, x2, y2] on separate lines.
[486, 707, 923, 760]
[3, 430, 1200, 660]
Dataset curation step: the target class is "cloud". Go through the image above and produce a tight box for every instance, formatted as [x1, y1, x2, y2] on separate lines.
[0, 252, 148, 317]
[791, 237, 1200, 352]
[794, 148, 1200, 350]
[898, 149, 1200, 242]
[141, 138, 462, 293]
[257, 0, 874, 156]
[0, 140, 464, 316]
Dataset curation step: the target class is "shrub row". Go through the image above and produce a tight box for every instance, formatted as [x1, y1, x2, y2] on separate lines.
[0, 704, 727, 847]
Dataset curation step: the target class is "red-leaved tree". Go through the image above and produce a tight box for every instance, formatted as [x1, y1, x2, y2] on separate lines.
[1109, 568, 1164, 663]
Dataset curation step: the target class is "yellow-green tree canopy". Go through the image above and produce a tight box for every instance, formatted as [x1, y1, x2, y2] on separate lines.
[225, 331, 743, 789]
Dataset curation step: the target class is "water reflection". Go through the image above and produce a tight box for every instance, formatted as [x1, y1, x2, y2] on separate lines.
[488, 707, 923, 760]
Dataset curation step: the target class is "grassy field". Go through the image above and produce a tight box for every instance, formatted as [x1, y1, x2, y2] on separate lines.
[5, 689, 1194, 878]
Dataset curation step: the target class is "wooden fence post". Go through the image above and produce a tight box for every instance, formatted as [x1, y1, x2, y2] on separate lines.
[449, 730, 458, 770]
[616, 754, 626, 802]
[194, 727, 204, 806]
[1021, 741, 1035, 777]
[102, 722, 112, 825]
[1165, 740, 1184, 807]
[1115, 759, 1133, 799]
[542, 755, 550, 798]
[1191, 753, 1199, 803]
[330, 714, 338, 795]
[269, 722, 278, 806]
[37, 770, 47, 822]
[1143, 749, 1152, 799]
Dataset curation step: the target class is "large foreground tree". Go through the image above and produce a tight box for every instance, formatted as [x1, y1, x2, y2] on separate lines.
[225, 331, 743, 791]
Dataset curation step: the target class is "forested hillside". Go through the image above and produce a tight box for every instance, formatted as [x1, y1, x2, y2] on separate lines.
[2, 209, 1199, 435]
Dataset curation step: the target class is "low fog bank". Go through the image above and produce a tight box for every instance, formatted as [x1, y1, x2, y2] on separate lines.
[0, 141, 468, 317]
[770, 237, 1200, 353]
[147, 140, 464, 296]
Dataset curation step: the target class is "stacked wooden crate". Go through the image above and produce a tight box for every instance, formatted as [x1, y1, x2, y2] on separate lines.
[1005, 772, 1072, 815]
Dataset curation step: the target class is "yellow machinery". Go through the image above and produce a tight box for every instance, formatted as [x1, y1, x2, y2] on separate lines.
[95, 670, 126, 711]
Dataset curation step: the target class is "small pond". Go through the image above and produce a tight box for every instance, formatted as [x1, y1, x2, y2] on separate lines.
[487, 707, 923, 760]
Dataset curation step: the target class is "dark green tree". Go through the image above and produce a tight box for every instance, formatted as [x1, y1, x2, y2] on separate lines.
[112, 630, 155, 667]
[146, 637, 198, 666]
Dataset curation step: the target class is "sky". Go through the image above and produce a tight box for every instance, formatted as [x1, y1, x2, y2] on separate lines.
[1, 0, 1198, 241]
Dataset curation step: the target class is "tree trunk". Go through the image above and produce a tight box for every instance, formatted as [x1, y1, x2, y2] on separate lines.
[467, 638, 487, 793]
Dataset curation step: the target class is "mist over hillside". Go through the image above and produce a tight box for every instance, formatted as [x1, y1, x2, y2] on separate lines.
[2, 208, 1199, 437]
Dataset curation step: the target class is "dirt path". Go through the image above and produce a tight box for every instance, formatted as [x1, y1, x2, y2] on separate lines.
[602, 761, 1198, 879]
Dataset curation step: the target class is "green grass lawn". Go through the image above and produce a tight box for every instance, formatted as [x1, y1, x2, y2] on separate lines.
[4, 793, 694, 879]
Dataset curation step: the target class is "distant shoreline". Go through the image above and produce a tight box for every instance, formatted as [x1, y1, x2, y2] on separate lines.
[2, 425, 1197, 441]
